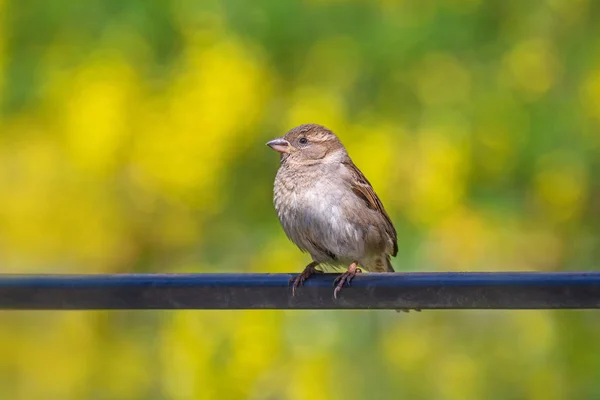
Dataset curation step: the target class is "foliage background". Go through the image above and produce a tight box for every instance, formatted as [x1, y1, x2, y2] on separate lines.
[1, 0, 600, 399]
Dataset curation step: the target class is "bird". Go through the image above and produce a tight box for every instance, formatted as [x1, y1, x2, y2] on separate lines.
[266, 123, 400, 299]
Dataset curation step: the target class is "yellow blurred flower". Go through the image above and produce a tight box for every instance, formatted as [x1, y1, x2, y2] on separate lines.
[533, 151, 588, 222]
[503, 38, 561, 97]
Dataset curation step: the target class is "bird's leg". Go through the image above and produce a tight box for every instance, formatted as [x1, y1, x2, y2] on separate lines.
[289, 261, 321, 296]
[333, 262, 362, 299]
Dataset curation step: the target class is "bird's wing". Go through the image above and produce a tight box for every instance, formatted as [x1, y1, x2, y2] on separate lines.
[342, 160, 398, 257]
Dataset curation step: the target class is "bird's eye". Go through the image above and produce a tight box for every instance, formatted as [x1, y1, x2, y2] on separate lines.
[299, 137, 308, 145]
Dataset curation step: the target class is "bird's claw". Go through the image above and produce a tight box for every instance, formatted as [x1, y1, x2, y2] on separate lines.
[333, 265, 361, 299]
[289, 262, 319, 296]
[289, 274, 307, 297]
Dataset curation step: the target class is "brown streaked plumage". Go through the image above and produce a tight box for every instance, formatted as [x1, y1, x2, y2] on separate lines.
[266, 123, 404, 300]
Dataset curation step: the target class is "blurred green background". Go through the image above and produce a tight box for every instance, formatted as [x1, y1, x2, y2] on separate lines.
[1, 0, 600, 399]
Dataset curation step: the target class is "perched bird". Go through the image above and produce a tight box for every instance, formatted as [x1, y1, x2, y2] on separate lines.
[266, 123, 399, 299]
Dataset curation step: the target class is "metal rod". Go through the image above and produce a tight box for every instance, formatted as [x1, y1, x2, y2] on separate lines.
[1, 272, 599, 310]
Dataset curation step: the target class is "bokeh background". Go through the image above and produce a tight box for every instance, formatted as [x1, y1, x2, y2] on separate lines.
[1, 0, 600, 399]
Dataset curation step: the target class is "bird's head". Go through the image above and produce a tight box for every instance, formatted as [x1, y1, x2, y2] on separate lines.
[266, 124, 346, 165]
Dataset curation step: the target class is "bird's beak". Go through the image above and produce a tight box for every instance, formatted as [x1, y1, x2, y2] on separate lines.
[266, 137, 291, 153]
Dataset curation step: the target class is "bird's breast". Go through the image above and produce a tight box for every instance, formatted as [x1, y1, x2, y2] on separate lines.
[273, 170, 364, 263]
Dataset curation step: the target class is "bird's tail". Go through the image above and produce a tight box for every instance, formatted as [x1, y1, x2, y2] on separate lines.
[385, 255, 395, 272]
[381, 255, 421, 312]
[369, 254, 395, 272]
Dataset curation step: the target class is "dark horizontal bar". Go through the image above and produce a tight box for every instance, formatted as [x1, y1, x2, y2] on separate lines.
[1, 272, 600, 310]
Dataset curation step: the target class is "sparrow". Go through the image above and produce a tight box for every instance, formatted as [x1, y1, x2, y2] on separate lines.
[266, 123, 399, 299]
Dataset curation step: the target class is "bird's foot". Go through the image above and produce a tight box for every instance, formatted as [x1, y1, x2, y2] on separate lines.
[289, 261, 320, 296]
[333, 262, 361, 299]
